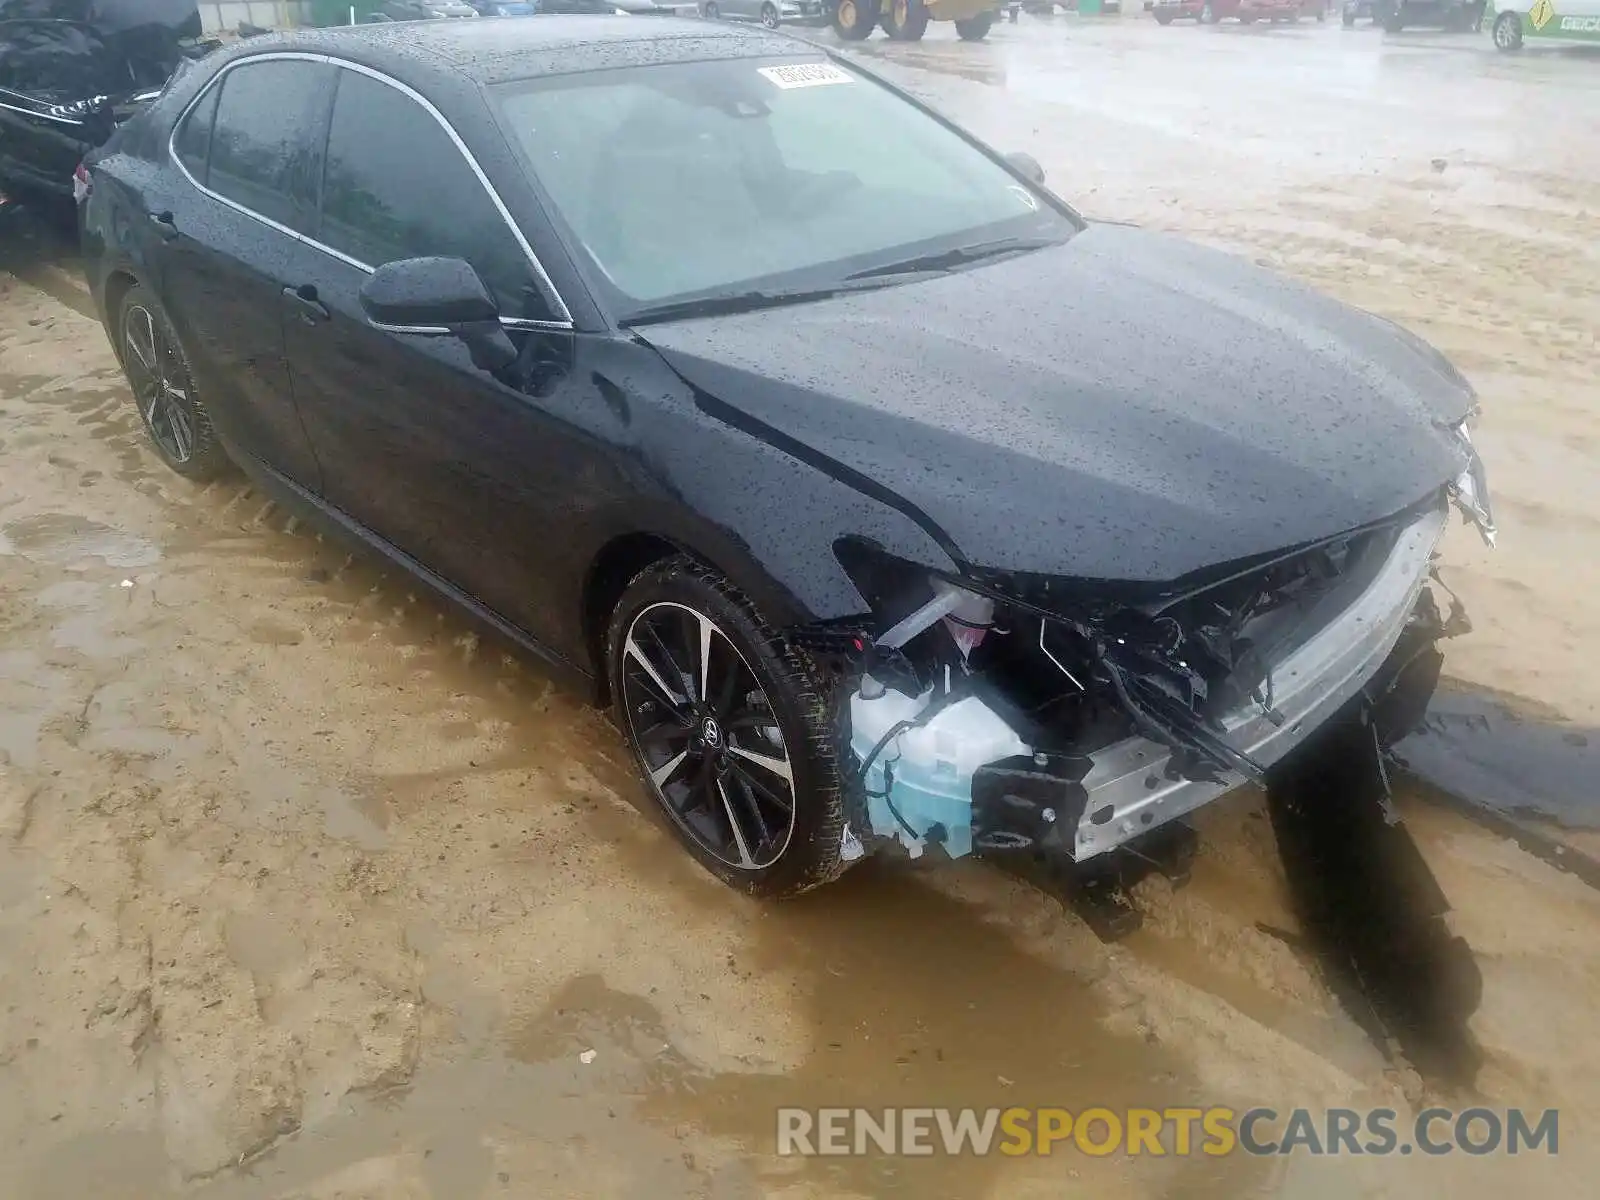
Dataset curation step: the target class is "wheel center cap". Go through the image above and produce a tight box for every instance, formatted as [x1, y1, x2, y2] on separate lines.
[700, 716, 723, 750]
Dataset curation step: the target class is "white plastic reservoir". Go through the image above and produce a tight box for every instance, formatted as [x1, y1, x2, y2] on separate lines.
[848, 678, 1029, 859]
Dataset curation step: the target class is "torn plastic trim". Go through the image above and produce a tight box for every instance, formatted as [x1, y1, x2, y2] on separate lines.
[1068, 502, 1450, 860]
[1447, 418, 1496, 548]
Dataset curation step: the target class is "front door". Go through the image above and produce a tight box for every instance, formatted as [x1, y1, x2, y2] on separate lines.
[279, 64, 601, 650]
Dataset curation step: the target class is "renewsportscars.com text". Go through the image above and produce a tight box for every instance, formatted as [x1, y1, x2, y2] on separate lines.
[776, 1106, 1559, 1158]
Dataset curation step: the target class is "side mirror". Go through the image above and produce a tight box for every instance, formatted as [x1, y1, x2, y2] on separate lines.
[360, 256, 498, 329]
[360, 256, 518, 374]
[1005, 151, 1045, 186]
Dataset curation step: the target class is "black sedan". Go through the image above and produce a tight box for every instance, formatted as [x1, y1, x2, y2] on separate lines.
[80, 17, 1496, 898]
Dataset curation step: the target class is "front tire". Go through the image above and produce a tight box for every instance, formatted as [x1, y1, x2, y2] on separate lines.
[116, 284, 230, 481]
[760, 0, 780, 24]
[701, 0, 719, 15]
[1491, 9, 1522, 48]
[954, 9, 995, 35]
[832, 0, 881, 38]
[607, 557, 850, 898]
[1154, 9, 1174, 20]
[881, 0, 930, 37]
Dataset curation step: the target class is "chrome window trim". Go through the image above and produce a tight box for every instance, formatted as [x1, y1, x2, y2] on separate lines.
[369, 320, 453, 335]
[0, 94, 87, 126]
[166, 49, 575, 329]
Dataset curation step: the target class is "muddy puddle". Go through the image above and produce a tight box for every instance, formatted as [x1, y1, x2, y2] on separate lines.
[1398, 685, 1599, 831]
[168, 869, 1274, 1200]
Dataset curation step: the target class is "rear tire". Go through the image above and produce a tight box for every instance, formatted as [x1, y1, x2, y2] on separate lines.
[1154, 9, 1173, 20]
[606, 557, 851, 898]
[760, 1, 780, 24]
[1341, 6, 1354, 23]
[1491, 9, 1521, 48]
[1200, 1, 1218, 20]
[832, 0, 880, 37]
[955, 9, 995, 35]
[701, 0, 718, 15]
[116, 284, 230, 481]
[881, 0, 930, 37]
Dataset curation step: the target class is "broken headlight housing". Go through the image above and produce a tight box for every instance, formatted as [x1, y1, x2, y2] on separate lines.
[1448, 414, 1496, 547]
[832, 547, 1276, 785]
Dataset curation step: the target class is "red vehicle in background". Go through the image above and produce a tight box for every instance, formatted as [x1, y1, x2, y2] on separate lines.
[1151, 0, 1312, 21]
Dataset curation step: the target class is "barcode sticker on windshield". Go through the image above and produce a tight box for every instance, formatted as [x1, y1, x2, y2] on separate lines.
[758, 63, 855, 90]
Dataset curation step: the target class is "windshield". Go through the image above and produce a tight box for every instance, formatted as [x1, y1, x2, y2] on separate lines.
[491, 56, 1078, 319]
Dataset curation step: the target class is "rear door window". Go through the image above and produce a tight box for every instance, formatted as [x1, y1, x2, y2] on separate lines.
[172, 78, 218, 182]
[205, 58, 332, 229]
[314, 67, 552, 321]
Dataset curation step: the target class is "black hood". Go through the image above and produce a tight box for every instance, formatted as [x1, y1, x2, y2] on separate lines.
[638, 223, 1474, 586]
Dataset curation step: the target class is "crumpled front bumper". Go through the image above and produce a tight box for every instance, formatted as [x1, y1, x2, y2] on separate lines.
[973, 503, 1451, 863]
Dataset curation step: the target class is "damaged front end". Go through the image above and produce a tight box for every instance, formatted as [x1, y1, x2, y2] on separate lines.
[807, 474, 1492, 873]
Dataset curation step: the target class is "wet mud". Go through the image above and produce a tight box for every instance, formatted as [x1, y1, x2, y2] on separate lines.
[4, 18, 1600, 1200]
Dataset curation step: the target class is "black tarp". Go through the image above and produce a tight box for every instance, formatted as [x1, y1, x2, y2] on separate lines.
[0, 0, 201, 104]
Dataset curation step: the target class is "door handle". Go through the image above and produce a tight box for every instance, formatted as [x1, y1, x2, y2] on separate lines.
[149, 210, 178, 241]
[281, 284, 330, 325]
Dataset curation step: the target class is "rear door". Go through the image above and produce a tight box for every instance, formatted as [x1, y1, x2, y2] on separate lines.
[151, 55, 334, 489]
[279, 64, 596, 644]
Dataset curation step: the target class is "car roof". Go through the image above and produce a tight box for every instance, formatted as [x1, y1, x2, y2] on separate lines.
[229, 16, 821, 86]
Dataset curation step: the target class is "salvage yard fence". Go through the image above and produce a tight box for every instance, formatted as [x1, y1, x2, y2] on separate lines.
[197, 0, 315, 32]
[197, 0, 398, 32]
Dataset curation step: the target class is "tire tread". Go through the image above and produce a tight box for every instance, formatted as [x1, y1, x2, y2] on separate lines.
[607, 555, 851, 898]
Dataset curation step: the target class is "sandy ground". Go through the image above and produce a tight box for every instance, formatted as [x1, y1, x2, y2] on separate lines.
[2, 17, 1598, 1200]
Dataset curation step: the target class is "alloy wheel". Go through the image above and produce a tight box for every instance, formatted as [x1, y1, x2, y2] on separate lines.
[123, 305, 194, 464]
[621, 601, 797, 871]
[762, 2, 780, 24]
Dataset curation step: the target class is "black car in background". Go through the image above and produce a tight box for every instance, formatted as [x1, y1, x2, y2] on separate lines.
[378, 0, 479, 19]
[0, 0, 211, 211]
[1341, 0, 1484, 27]
[79, 19, 1494, 899]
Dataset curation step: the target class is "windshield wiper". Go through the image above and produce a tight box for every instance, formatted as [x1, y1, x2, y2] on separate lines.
[621, 277, 904, 327]
[845, 236, 1059, 282]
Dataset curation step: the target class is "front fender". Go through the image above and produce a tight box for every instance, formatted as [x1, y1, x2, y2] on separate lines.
[570, 338, 959, 644]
